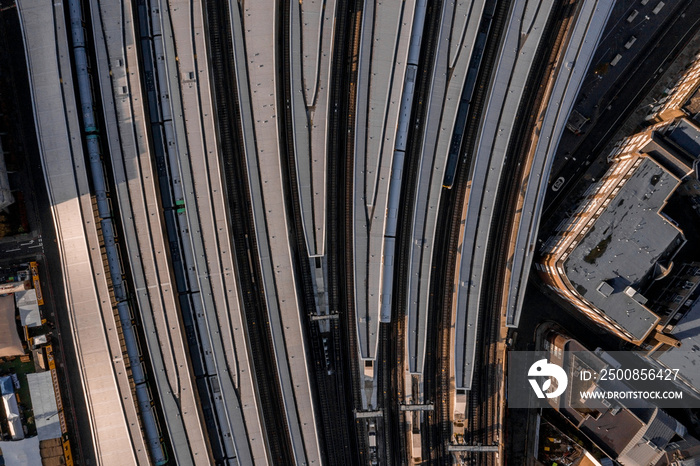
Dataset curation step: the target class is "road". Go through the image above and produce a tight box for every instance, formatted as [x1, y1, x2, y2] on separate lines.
[0, 236, 43, 261]
[543, 0, 700, 219]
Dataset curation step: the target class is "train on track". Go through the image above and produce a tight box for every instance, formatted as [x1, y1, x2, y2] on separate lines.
[133, 0, 235, 460]
[67, 0, 168, 463]
[443, 0, 498, 189]
[379, 0, 428, 324]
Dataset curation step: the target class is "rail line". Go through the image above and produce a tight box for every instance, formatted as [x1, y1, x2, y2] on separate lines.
[203, 1, 294, 463]
[447, 6, 510, 463]
[423, 0, 508, 463]
[276, 0, 356, 463]
[127, 0, 249, 459]
[324, 0, 367, 463]
[66, 0, 170, 462]
[17, 1, 156, 460]
[463, 1, 576, 464]
[385, 0, 443, 464]
[377, 323, 394, 465]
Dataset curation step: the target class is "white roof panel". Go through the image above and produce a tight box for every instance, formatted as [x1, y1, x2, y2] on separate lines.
[27, 371, 61, 440]
[0, 437, 41, 465]
[2, 393, 24, 440]
[15, 289, 41, 328]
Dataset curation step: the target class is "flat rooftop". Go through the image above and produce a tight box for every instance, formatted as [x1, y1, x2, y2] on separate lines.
[663, 118, 700, 160]
[654, 298, 700, 393]
[579, 408, 642, 457]
[565, 157, 683, 341]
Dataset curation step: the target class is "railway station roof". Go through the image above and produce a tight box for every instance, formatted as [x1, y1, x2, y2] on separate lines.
[564, 157, 683, 341]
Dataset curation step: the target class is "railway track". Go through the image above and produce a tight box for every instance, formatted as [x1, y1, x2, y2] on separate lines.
[130, 0, 231, 455]
[203, 1, 295, 462]
[276, 0, 357, 463]
[383, 0, 443, 464]
[423, 0, 509, 464]
[324, 0, 366, 463]
[80, 1, 176, 460]
[376, 327, 393, 465]
[463, 2, 576, 464]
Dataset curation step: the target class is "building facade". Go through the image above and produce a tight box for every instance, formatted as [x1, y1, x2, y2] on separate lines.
[539, 53, 700, 345]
